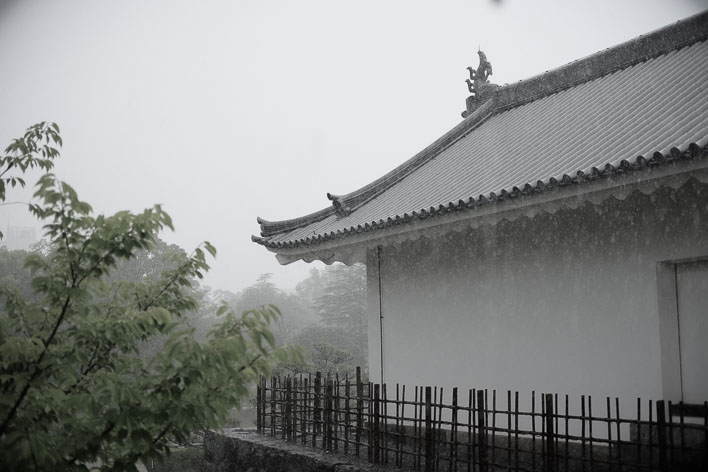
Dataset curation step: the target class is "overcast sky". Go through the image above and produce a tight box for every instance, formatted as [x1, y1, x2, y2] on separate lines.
[1, 0, 706, 293]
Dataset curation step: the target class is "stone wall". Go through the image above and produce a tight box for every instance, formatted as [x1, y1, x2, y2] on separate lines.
[204, 429, 392, 472]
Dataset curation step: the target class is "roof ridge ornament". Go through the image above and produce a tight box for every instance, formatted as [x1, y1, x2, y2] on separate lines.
[327, 192, 351, 218]
[462, 49, 499, 118]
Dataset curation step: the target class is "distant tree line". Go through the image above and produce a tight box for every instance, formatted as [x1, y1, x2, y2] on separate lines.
[218, 265, 368, 379]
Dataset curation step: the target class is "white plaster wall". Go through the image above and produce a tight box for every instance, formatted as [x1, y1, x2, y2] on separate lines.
[366, 182, 708, 406]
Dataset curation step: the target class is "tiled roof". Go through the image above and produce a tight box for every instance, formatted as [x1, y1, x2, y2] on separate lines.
[253, 12, 708, 251]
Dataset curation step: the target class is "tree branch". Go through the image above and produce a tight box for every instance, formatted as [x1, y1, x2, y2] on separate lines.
[0, 292, 73, 436]
[141, 259, 193, 312]
[237, 354, 262, 373]
[152, 423, 173, 446]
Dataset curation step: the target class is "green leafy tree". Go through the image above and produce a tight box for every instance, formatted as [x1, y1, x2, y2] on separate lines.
[102, 238, 216, 357]
[0, 122, 61, 239]
[0, 124, 292, 471]
[0, 247, 36, 300]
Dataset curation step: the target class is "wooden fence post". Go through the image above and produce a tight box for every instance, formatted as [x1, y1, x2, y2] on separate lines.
[313, 372, 321, 448]
[425, 386, 433, 472]
[286, 377, 293, 440]
[657, 400, 668, 472]
[256, 377, 262, 433]
[280, 377, 286, 440]
[291, 376, 296, 440]
[270, 376, 276, 436]
[344, 375, 351, 454]
[261, 377, 267, 433]
[334, 375, 340, 452]
[544, 393, 555, 472]
[292, 376, 297, 441]
[324, 378, 333, 451]
[322, 377, 327, 448]
[373, 383, 381, 463]
[302, 374, 307, 443]
[368, 382, 374, 462]
[382, 383, 388, 465]
[356, 367, 363, 457]
[477, 389, 488, 472]
[450, 387, 458, 469]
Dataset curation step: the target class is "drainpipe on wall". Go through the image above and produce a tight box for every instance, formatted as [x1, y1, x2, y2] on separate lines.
[377, 246, 384, 386]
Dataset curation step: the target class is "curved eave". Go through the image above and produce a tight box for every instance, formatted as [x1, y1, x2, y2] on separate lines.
[252, 144, 708, 256]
